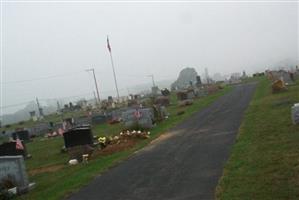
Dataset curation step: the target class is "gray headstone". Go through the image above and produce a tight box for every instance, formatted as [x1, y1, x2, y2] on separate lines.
[122, 108, 154, 129]
[0, 156, 29, 193]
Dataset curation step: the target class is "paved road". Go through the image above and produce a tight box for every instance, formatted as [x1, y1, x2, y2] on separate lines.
[67, 83, 256, 200]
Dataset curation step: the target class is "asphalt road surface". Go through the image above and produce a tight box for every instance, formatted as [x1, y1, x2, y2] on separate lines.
[67, 83, 257, 200]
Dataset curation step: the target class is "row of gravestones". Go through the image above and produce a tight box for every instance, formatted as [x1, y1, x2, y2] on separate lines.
[0, 126, 95, 195]
[0, 132, 35, 194]
[0, 106, 157, 195]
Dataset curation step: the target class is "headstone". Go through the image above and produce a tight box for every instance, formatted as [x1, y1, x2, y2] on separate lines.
[196, 75, 202, 86]
[63, 127, 93, 149]
[75, 116, 91, 126]
[91, 114, 107, 125]
[154, 96, 170, 106]
[29, 123, 48, 136]
[122, 108, 154, 129]
[108, 96, 113, 102]
[176, 89, 195, 101]
[12, 130, 30, 142]
[270, 70, 295, 85]
[0, 156, 32, 193]
[176, 91, 188, 101]
[161, 88, 170, 96]
[291, 103, 299, 125]
[0, 142, 27, 158]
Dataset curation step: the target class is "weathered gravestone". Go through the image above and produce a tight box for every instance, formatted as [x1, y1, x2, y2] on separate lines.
[122, 108, 154, 130]
[63, 127, 94, 149]
[29, 123, 49, 136]
[0, 156, 34, 194]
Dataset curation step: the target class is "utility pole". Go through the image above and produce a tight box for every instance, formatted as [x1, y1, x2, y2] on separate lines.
[86, 68, 100, 103]
[148, 74, 156, 87]
[93, 91, 97, 104]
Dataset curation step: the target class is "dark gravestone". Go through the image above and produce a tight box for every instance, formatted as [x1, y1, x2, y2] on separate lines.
[161, 88, 170, 96]
[196, 75, 202, 86]
[0, 142, 27, 158]
[63, 127, 93, 149]
[12, 130, 30, 142]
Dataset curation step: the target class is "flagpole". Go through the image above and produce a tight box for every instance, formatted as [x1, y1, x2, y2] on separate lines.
[107, 36, 120, 100]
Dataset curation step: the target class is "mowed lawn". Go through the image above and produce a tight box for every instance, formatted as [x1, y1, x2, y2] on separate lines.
[216, 77, 299, 200]
[19, 86, 232, 200]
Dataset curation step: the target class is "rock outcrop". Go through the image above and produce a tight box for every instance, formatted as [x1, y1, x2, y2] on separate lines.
[171, 67, 198, 90]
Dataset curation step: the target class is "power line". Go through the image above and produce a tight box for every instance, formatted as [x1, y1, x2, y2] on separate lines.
[0, 71, 83, 84]
[0, 92, 94, 109]
[0, 101, 35, 109]
[1, 70, 173, 85]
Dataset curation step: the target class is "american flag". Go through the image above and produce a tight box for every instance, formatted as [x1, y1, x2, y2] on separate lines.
[16, 139, 24, 150]
[107, 36, 111, 53]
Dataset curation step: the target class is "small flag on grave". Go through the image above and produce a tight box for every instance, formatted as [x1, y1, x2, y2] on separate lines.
[16, 139, 24, 150]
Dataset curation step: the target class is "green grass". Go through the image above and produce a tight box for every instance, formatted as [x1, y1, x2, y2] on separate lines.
[18, 86, 232, 200]
[216, 77, 299, 200]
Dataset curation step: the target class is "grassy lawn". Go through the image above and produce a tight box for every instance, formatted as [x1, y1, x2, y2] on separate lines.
[216, 77, 299, 200]
[18, 86, 232, 200]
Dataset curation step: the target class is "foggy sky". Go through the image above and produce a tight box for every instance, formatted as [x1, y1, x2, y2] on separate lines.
[1, 1, 298, 114]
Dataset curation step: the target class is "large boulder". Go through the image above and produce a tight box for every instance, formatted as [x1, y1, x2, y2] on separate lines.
[171, 67, 198, 90]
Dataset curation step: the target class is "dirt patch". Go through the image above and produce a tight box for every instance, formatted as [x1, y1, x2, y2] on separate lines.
[29, 164, 65, 176]
[92, 138, 139, 158]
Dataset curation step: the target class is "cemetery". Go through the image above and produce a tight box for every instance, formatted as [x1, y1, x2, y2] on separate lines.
[0, 75, 231, 199]
[1, 68, 297, 199]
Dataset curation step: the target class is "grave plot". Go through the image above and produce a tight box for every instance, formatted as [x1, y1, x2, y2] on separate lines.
[63, 127, 95, 163]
